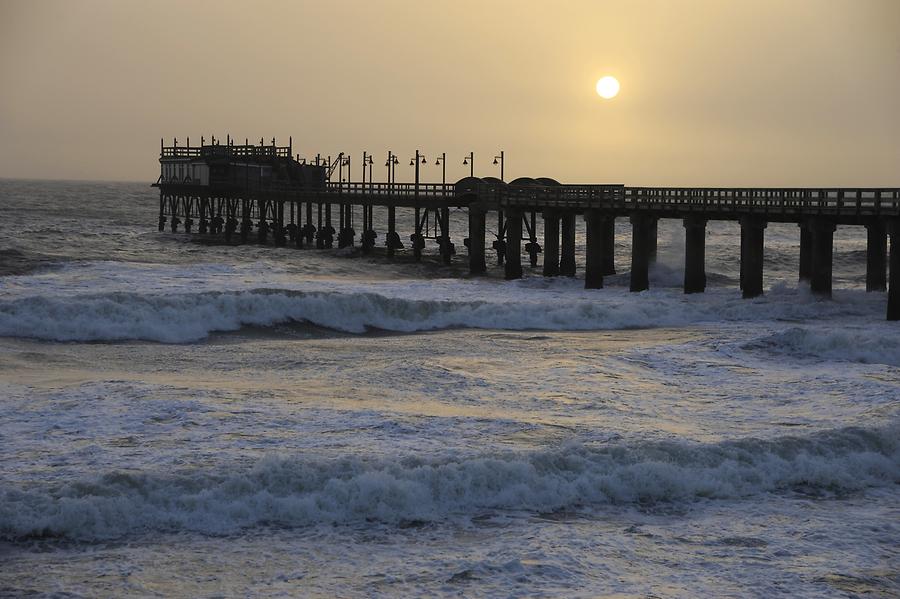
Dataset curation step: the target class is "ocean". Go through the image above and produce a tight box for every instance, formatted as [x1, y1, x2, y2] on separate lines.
[0, 178, 898, 597]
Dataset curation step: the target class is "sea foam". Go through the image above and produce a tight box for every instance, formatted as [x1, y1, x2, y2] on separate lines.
[743, 326, 900, 367]
[2, 425, 897, 541]
[0, 284, 881, 343]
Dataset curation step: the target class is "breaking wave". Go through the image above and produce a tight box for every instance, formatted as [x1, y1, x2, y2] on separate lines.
[2, 425, 897, 541]
[743, 326, 900, 367]
[0, 285, 880, 343]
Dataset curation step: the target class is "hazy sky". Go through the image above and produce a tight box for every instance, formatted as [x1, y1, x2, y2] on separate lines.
[1, 0, 898, 185]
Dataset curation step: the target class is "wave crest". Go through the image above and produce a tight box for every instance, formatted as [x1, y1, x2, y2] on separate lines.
[0, 285, 879, 343]
[743, 326, 900, 367]
[0, 288, 689, 342]
[2, 426, 897, 541]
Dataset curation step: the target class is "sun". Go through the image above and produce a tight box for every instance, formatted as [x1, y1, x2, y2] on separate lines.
[596, 76, 620, 99]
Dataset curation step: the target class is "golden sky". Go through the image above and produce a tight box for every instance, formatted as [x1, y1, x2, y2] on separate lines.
[1, 0, 898, 185]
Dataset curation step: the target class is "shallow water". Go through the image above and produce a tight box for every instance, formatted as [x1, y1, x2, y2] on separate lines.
[0, 179, 898, 597]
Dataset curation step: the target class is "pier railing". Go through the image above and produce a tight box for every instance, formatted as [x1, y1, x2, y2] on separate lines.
[156, 175, 900, 217]
[324, 181, 456, 198]
[493, 185, 900, 216]
[622, 187, 900, 216]
[160, 144, 293, 160]
[499, 184, 625, 209]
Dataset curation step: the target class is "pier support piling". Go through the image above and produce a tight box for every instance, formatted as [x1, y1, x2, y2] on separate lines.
[323, 203, 334, 248]
[386, 207, 397, 257]
[413, 208, 423, 261]
[866, 221, 887, 292]
[630, 214, 655, 292]
[257, 221, 268, 244]
[526, 212, 540, 268]
[184, 199, 193, 234]
[316, 204, 324, 249]
[888, 220, 900, 320]
[740, 216, 767, 298]
[504, 209, 524, 280]
[468, 206, 487, 275]
[799, 223, 812, 283]
[560, 212, 577, 277]
[275, 201, 285, 246]
[439, 207, 453, 266]
[297, 203, 305, 246]
[542, 210, 560, 277]
[240, 200, 250, 243]
[222, 202, 231, 243]
[305, 202, 314, 245]
[809, 217, 836, 297]
[497, 211, 505, 266]
[601, 216, 616, 276]
[199, 198, 208, 234]
[683, 216, 707, 294]
[584, 210, 606, 289]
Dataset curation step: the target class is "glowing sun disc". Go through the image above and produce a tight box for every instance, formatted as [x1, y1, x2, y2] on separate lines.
[596, 76, 620, 99]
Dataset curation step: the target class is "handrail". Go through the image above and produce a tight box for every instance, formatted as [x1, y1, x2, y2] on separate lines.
[160, 144, 294, 160]
[155, 176, 900, 215]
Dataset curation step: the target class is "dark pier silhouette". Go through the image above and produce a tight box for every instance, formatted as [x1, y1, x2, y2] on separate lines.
[154, 138, 900, 319]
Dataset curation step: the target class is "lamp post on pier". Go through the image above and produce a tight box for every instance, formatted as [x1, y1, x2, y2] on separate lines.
[361, 152, 375, 252]
[386, 151, 399, 185]
[493, 150, 506, 265]
[338, 153, 353, 247]
[386, 151, 400, 257]
[362, 152, 374, 189]
[409, 150, 427, 191]
[435, 152, 447, 185]
[410, 150, 427, 261]
[462, 152, 474, 177]
[435, 152, 452, 265]
[336, 152, 346, 184]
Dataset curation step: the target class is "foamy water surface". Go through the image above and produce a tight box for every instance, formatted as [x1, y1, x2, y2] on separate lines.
[0, 179, 898, 597]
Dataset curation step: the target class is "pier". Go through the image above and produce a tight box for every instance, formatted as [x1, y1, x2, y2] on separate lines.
[154, 138, 900, 319]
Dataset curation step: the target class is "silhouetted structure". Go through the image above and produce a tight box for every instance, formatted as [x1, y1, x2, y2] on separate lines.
[154, 138, 900, 320]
